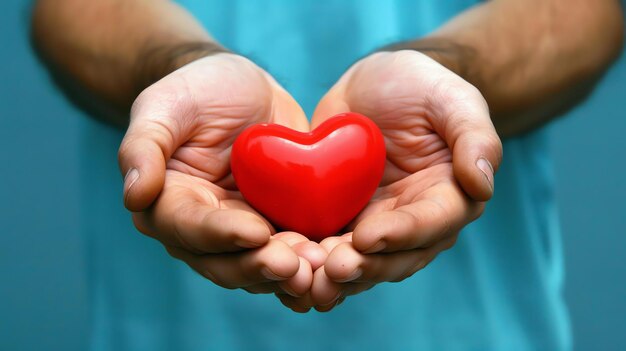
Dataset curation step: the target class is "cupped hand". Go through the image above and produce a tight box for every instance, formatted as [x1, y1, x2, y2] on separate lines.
[118, 53, 326, 296]
[291, 50, 503, 311]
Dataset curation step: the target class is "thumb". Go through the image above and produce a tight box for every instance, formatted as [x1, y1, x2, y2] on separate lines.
[118, 95, 185, 211]
[452, 126, 502, 202]
[437, 91, 503, 202]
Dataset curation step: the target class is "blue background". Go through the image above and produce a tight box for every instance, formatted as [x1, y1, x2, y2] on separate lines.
[1, 2, 624, 350]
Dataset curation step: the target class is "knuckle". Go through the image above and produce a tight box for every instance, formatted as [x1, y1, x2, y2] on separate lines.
[131, 86, 153, 108]
[491, 137, 504, 168]
[132, 84, 188, 116]
[117, 138, 134, 164]
[482, 132, 503, 161]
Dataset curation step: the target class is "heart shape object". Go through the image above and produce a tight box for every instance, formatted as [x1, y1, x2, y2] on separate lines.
[231, 112, 386, 241]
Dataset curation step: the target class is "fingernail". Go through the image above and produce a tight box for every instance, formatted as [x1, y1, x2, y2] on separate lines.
[316, 297, 342, 312]
[363, 240, 386, 254]
[335, 268, 362, 283]
[281, 284, 300, 297]
[476, 158, 494, 191]
[283, 286, 300, 297]
[321, 292, 342, 307]
[261, 267, 286, 281]
[123, 168, 139, 204]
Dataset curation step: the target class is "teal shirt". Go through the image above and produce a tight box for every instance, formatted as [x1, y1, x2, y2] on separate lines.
[84, 1, 570, 350]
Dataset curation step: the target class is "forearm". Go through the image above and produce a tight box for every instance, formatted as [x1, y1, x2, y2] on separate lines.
[32, 0, 224, 126]
[387, 0, 624, 137]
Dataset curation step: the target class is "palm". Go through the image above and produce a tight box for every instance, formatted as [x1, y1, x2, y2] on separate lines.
[360, 113, 454, 225]
[123, 54, 320, 298]
[299, 51, 500, 311]
[359, 98, 455, 229]
[377, 116, 451, 183]
[131, 54, 308, 233]
[155, 54, 306, 193]
[313, 51, 462, 229]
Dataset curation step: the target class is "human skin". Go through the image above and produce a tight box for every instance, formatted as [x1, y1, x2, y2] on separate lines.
[32, 0, 623, 312]
[123, 54, 326, 297]
[32, 0, 326, 298]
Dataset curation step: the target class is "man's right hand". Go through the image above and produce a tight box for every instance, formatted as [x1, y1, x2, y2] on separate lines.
[118, 53, 326, 297]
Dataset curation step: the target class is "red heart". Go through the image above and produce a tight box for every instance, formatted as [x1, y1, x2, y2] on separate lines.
[231, 112, 386, 241]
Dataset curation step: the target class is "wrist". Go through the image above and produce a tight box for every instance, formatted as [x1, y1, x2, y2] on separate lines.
[133, 41, 230, 97]
[379, 37, 477, 83]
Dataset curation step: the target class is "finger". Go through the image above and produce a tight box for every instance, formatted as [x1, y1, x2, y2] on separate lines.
[119, 91, 194, 211]
[315, 291, 360, 313]
[272, 231, 311, 247]
[118, 124, 169, 212]
[352, 182, 482, 253]
[276, 293, 314, 313]
[324, 242, 428, 284]
[429, 86, 503, 201]
[314, 297, 343, 313]
[314, 291, 352, 313]
[319, 233, 352, 253]
[292, 241, 328, 271]
[273, 232, 328, 271]
[324, 239, 454, 285]
[278, 257, 313, 297]
[136, 177, 271, 253]
[310, 266, 343, 306]
[310, 265, 374, 308]
[165, 238, 300, 289]
[244, 257, 312, 296]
